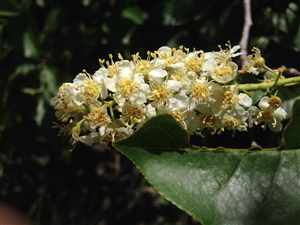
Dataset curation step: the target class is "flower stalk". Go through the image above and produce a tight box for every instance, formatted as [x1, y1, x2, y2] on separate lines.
[237, 76, 300, 91]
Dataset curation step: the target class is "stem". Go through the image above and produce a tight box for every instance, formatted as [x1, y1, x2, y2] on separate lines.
[237, 76, 300, 91]
[239, 0, 253, 66]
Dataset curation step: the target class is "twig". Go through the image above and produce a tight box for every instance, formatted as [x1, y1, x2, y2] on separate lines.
[237, 76, 300, 91]
[285, 68, 300, 76]
[239, 0, 253, 67]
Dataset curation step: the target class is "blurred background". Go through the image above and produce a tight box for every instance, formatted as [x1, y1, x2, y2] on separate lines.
[0, 0, 300, 224]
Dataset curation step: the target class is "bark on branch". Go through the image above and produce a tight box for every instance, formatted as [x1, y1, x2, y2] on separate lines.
[240, 0, 253, 66]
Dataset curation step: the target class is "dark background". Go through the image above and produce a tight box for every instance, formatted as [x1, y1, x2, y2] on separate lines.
[0, 0, 300, 224]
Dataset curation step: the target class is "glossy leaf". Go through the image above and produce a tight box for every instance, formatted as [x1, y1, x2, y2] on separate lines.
[114, 115, 300, 225]
[284, 99, 300, 149]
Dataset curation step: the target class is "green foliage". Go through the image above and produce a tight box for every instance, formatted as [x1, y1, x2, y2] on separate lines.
[284, 99, 300, 148]
[122, 6, 146, 25]
[23, 31, 40, 59]
[1, 0, 300, 224]
[115, 115, 300, 225]
[118, 115, 189, 149]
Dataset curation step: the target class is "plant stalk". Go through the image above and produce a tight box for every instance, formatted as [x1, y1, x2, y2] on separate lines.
[237, 76, 300, 91]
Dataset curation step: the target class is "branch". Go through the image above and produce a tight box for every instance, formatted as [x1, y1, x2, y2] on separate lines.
[239, 0, 253, 67]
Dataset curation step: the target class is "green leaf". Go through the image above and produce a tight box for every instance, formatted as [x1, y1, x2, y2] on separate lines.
[250, 90, 265, 105]
[40, 65, 57, 100]
[114, 115, 300, 225]
[294, 24, 300, 50]
[43, 9, 61, 35]
[117, 115, 189, 149]
[35, 98, 45, 126]
[122, 6, 146, 25]
[23, 32, 39, 59]
[278, 85, 300, 102]
[0, 10, 18, 18]
[284, 99, 300, 149]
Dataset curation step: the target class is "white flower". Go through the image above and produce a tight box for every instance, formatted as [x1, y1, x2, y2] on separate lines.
[119, 103, 147, 125]
[257, 96, 287, 131]
[222, 106, 249, 131]
[211, 62, 238, 84]
[189, 78, 212, 109]
[243, 48, 266, 75]
[104, 62, 150, 107]
[184, 51, 203, 73]
[150, 78, 187, 112]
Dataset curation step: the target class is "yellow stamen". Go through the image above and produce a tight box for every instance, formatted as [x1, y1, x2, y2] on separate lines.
[215, 65, 233, 77]
[192, 82, 209, 101]
[122, 104, 144, 123]
[185, 53, 204, 72]
[119, 79, 138, 97]
[151, 85, 171, 104]
[84, 80, 101, 103]
[85, 106, 110, 128]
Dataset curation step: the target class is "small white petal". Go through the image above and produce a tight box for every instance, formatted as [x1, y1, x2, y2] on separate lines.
[169, 62, 185, 70]
[148, 68, 168, 81]
[230, 45, 241, 53]
[104, 77, 116, 92]
[258, 97, 270, 109]
[99, 126, 106, 136]
[202, 52, 217, 72]
[94, 67, 108, 82]
[151, 58, 166, 68]
[273, 107, 287, 121]
[166, 80, 182, 92]
[157, 46, 172, 57]
[73, 73, 87, 83]
[238, 93, 252, 108]
[168, 94, 188, 111]
[118, 65, 133, 79]
[146, 104, 156, 118]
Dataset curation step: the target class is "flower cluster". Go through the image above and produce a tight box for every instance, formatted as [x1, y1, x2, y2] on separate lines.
[52, 45, 287, 145]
